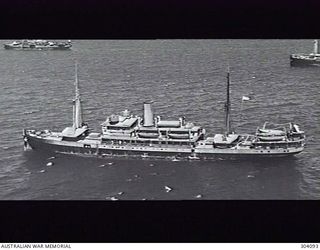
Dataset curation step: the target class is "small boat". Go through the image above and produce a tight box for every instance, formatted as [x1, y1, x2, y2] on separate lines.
[256, 127, 286, 141]
[258, 136, 285, 142]
[290, 40, 320, 67]
[4, 40, 72, 50]
[137, 132, 159, 138]
[258, 128, 285, 135]
[242, 96, 251, 101]
[168, 133, 190, 139]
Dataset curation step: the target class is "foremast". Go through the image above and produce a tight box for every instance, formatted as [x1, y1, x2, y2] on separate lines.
[73, 63, 83, 130]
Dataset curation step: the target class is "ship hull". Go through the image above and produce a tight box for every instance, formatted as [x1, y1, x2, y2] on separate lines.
[4, 45, 72, 50]
[195, 149, 301, 159]
[25, 134, 302, 160]
[290, 55, 320, 67]
[25, 135, 189, 158]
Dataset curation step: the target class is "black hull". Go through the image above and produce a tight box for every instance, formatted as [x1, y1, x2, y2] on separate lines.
[290, 56, 320, 67]
[25, 135, 298, 160]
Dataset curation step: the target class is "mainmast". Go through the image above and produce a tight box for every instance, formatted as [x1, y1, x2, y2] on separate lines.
[313, 40, 319, 55]
[224, 67, 231, 135]
[73, 62, 83, 129]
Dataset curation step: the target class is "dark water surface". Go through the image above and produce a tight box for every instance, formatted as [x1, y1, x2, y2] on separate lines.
[0, 40, 319, 200]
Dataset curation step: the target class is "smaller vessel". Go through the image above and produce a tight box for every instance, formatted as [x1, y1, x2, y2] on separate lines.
[290, 40, 320, 67]
[4, 40, 72, 50]
[242, 96, 251, 101]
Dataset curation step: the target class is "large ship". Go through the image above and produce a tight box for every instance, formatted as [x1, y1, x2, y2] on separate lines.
[4, 40, 72, 50]
[23, 65, 305, 160]
[290, 40, 320, 67]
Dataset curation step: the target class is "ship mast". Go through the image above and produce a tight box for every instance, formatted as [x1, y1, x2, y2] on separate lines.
[224, 67, 231, 135]
[313, 40, 319, 55]
[73, 62, 83, 129]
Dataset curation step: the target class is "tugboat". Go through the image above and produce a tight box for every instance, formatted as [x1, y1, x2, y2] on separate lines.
[290, 40, 320, 67]
[23, 65, 305, 159]
[4, 40, 72, 50]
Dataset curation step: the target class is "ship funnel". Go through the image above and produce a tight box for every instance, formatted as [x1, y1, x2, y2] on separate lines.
[313, 40, 319, 54]
[143, 102, 154, 127]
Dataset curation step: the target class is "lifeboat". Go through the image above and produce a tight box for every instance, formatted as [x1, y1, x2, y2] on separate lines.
[257, 129, 285, 136]
[168, 133, 190, 139]
[257, 129, 286, 141]
[137, 132, 159, 138]
[258, 136, 285, 142]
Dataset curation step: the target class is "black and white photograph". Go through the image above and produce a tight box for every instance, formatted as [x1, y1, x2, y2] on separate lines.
[1, 0, 320, 244]
[0, 39, 318, 200]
